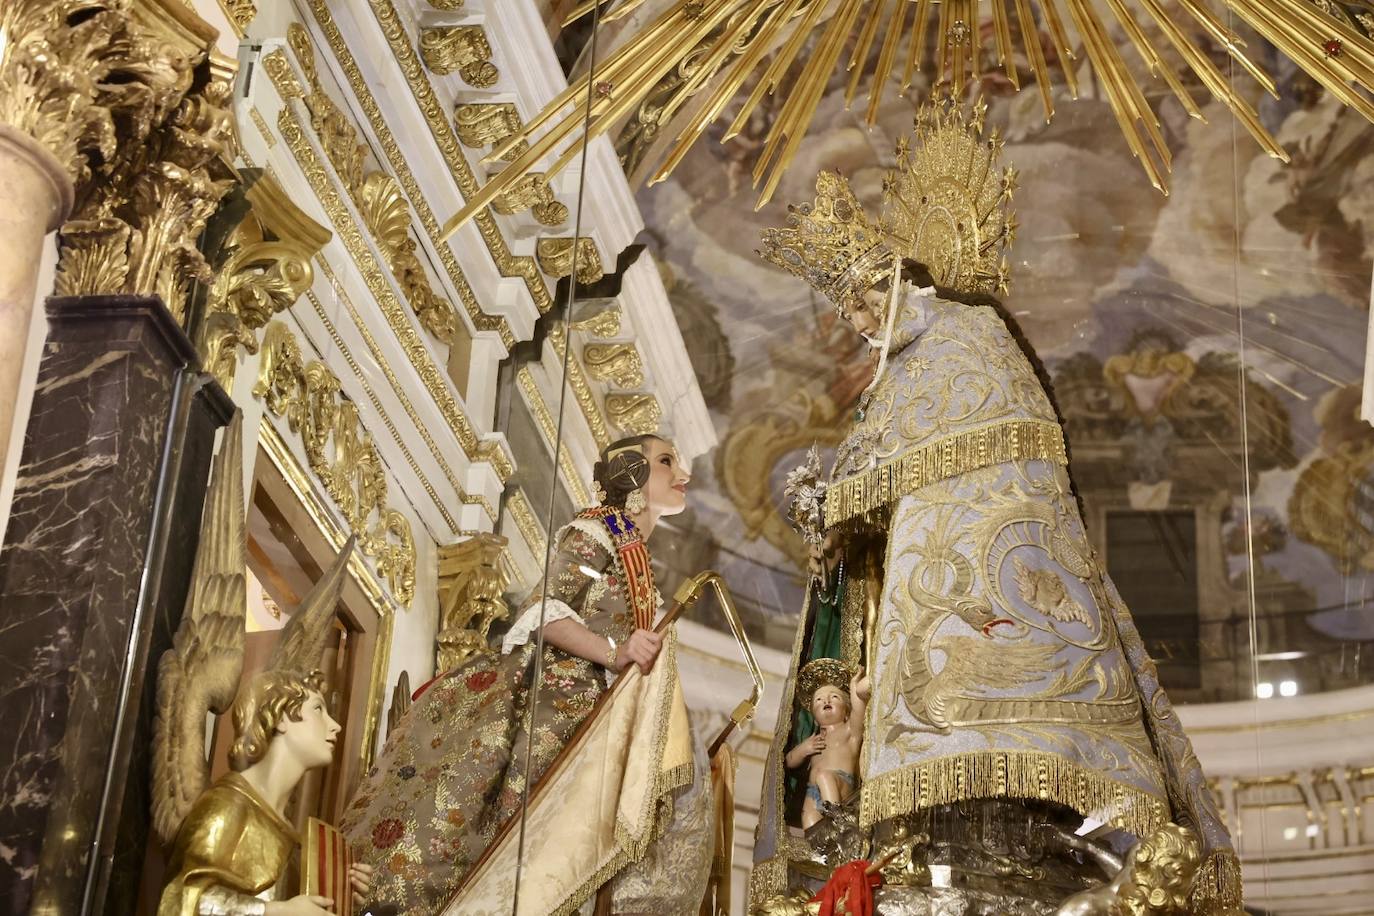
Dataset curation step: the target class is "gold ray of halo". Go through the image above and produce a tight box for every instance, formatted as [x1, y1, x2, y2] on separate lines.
[440, 0, 1374, 241]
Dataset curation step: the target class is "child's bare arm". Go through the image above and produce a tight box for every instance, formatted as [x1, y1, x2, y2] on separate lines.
[848, 670, 869, 747]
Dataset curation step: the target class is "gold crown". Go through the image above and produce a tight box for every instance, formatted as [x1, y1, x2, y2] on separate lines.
[758, 171, 893, 316]
[880, 95, 1017, 296]
[796, 657, 854, 709]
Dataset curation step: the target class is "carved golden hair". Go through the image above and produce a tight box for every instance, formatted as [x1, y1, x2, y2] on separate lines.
[229, 669, 328, 771]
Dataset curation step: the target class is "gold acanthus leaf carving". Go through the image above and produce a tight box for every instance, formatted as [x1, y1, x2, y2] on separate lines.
[492, 172, 568, 227]
[536, 237, 605, 285]
[218, 0, 256, 36]
[427, 0, 464, 8]
[583, 343, 645, 389]
[454, 103, 526, 160]
[254, 321, 417, 605]
[53, 11, 237, 326]
[606, 393, 662, 436]
[199, 172, 331, 391]
[419, 26, 498, 88]
[435, 533, 511, 672]
[0, 0, 123, 188]
[284, 23, 458, 344]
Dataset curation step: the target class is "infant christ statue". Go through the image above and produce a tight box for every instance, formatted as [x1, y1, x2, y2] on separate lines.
[786, 659, 869, 829]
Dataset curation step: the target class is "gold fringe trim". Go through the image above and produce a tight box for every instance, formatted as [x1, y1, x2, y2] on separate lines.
[858, 750, 1169, 838]
[746, 855, 791, 911]
[1190, 849, 1244, 912]
[548, 634, 695, 916]
[825, 419, 1067, 527]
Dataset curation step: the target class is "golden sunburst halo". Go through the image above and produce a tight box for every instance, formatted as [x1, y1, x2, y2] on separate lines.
[440, 0, 1374, 239]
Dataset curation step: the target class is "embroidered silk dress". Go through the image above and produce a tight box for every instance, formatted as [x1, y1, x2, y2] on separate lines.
[341, 510, 712, 916]
[751, 285, 1240, 912]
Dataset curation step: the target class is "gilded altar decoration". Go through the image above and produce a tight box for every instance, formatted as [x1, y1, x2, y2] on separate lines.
[284, 23, 459, 343]
[46, 0, 237, 324]
[152, 410, 363, 914]
[572, 304, 623, 339]
[1056, 823, 1207, 916]
[537, 236, 607, 284]
[254, 321, 417, 605]
[584, 342, 646, 389]
[419, 25, 498, 87]
[607, 393, 663, 436]
[435, 533, 512, 672]
[454, 102, 526, 158]
[440, 0, 1374, 236]
[199, 173, 331, 391]
[217, 0, 256, 36]
[491, 172, 569, 226]
[546, 323, 613, 448]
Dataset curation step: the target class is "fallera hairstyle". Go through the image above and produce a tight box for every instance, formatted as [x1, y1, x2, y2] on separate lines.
[229, 668, 328, 771]
[592, 434, 666, 509]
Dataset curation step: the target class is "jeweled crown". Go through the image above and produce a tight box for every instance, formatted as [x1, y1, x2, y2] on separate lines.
[758, 171, 893, 316]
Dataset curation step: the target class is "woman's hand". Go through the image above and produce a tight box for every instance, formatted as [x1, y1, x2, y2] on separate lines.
[349, 862, 374, 907]
[615, 628, 663, 675]
[265, 895, 335, 915]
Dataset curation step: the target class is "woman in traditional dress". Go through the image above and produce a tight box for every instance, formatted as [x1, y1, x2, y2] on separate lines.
[341, 435, 714, 916]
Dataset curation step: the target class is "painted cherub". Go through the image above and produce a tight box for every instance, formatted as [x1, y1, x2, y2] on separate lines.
[786, 658, 869, 829]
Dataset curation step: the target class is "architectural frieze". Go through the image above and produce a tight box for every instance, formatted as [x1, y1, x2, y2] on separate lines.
[272, 105, 515, 497]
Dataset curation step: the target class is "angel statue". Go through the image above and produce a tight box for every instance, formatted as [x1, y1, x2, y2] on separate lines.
[749, 97, 1242, 915]
[152, 412, 373, 916]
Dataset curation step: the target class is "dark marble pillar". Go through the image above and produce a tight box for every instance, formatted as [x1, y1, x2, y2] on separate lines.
[0, 295, 233, 916]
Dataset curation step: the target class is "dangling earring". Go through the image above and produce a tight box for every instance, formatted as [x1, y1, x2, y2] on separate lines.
[624, 488, 647, 515]
[594, 481, 608, 505]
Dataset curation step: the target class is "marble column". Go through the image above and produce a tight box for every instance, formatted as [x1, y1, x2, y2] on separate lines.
[0, 126, 75, 511]
[0, 295, 231, 916]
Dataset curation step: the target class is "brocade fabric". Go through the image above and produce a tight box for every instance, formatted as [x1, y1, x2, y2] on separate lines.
[340, 521, 711, 915]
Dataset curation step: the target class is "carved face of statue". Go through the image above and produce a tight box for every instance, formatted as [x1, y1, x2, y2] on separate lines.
[847, 287, 886, 338]
[811, 684, 851, 727]
[641, 437, 691, 517]
[275, 689, 340, 770]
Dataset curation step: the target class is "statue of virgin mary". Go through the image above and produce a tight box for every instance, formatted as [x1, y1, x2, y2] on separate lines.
[748, 99, 1242, 915]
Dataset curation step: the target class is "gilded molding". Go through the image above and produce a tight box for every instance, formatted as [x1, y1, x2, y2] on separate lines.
[284, 23, 458, 343]
[492, 172, 568, 227]
[254, 320, 418, 605]
[454, 102, 525, 159]
[199, 172, 331, 391]
[583, 342, 645, 389]
[571, 305, 622, 339]
[217, 0, 256, 36]
[546, 324, 611, 449]
[505, 488, 548, 570]
[262, 49, 304, 99]
[258, 419, 396, 774]
[307, 270, 501, 520]
[419, 26, 498, 88]
[435, 533, 511, 672]
[426, 0, 465, 8]
[305, 289, 465, 531]
[48, 4, 236, 325]
[517, 367, 592, 506]
[358, 0, 552, 313]
[249, 107, 277, 147]
[536, 237, 605, 285]
[276, 109, 514, 488]
[297, 0, 519, 342]
[606, 393, 663, 436]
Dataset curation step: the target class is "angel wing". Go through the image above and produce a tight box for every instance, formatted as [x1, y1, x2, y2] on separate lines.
[266, 535, 356, 676]
[151, 411, 248, 846]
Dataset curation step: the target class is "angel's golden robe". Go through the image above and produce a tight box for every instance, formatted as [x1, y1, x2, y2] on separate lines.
[158, 772, 298, 916]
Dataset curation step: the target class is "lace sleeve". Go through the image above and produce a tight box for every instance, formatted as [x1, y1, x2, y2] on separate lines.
[501, 526, 612, 654]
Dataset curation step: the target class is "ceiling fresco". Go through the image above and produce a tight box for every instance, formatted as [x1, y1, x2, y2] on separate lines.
[624, 25, 1374, 701]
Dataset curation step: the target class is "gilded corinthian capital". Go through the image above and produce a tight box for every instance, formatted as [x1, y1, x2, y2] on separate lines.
[43, 0, 240, 324]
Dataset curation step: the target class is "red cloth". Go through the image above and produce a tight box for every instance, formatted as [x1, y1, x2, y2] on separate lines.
[811, 860, 881, 916]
